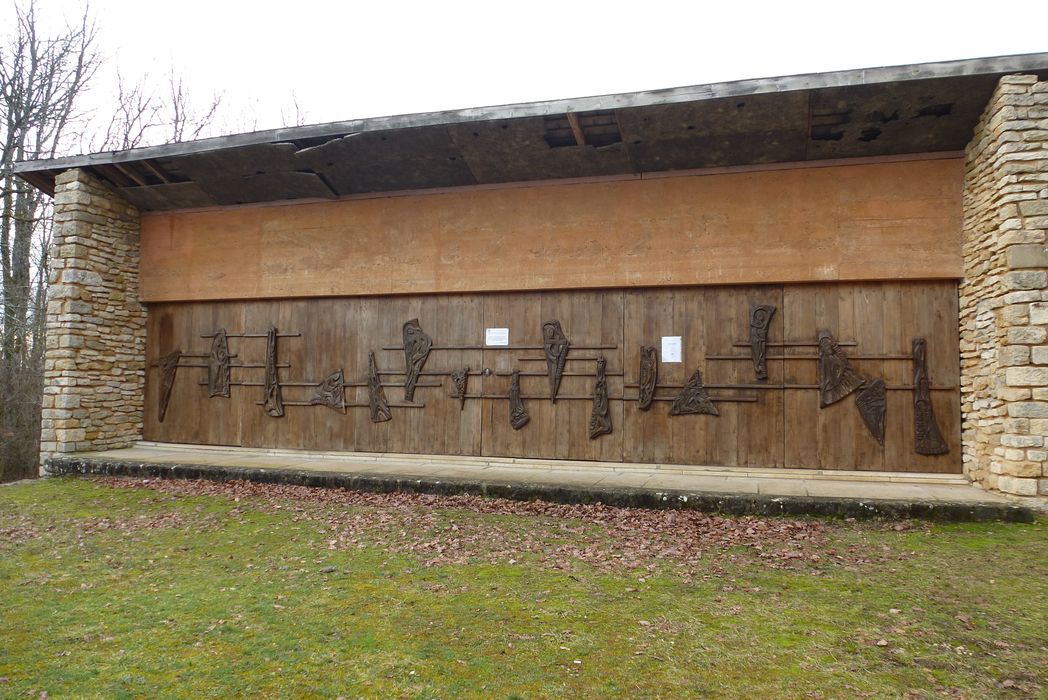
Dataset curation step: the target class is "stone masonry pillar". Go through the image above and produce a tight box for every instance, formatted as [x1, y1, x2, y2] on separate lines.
[961, 75, 1048, 498]
[39, 169, 146, 473]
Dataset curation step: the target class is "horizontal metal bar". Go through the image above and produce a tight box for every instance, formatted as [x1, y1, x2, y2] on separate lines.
[731, 340, 856, 347]
[493, 370, 624, 377]
[380, 344, 618, 351]
[706, 354, 913, 360]
[161, 362, 291, 369]
[624, 382, 954, 391]
[198, 380, 442, 389]
[376, 370, 482, 377]
[201, 332, 301, 338]
[252, 400, 425, 409]
[518, 356, 604, 362]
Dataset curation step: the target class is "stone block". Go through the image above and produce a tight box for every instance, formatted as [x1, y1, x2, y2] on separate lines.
[1006, 367, 1048, 386]
[1018, 198, 1048, 216]
[1000, 303, 1030, 324]
[1000, 460, 1043, 477]
[1008, 326, 1048, 344]
[1031, 303, 1048, 325]
[53, 395, 81, 409]
[1034, 346, 1048, 364]
[61, 268, 104, 285]
[1000, 345, 1031, 366]
[1003, 270, 1047, 290]
[1008, 402, 1048, 418]
[997, 475, 1039, 496]
[1007, 244, 1048, 269]
[1001, 433, 1044, 448]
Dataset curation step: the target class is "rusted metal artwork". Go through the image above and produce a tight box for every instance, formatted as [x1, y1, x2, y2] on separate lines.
[509, 369, 530, 430]
[669, 369, 719, 416]
[310, 368, 346, 413]
[158, 350, 181, 422]
[207, 328, 231, 398]
[749, 304, 776, 381]
[913, 338, 948, 455]
[855, 378, 887, 446]
[588, 356, 612, 439]
[368, 350, 393, 423]
[402, 318, 433, 402]
[817, 329, 865, 407]
[450, 366, 469, 410]
[638, 345, 658, 411]
[542, 319, 570, 402]
[263, 326, 284, 418]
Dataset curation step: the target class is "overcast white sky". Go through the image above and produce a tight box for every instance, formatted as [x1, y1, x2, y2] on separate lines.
[11, 0, 1048, 151]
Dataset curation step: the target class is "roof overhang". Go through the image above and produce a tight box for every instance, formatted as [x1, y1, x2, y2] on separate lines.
[15, 53, 1048, 211]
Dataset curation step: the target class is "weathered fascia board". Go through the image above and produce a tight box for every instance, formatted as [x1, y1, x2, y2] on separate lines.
[138, 157, 964, 303]
[14, 52, 1048, 176]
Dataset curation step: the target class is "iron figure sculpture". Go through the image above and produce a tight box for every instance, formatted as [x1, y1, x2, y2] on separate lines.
[158, 350, 181, 423]
[509, 369, 530, 430]
[263, 326, 284, 418]
[542, 319, 570, 403]
[310, 368, 346, 413]
[207, 328, 230, 398]
[749, 304, 776, 381]
[913, 338, 948, 455]
[402, 319, 433, 402]
[450, 366, 470, 410]
[669, 369, 719, 416]
[817, 329, 864, 407]
[855, 378, 887, 446]
[588, 356, 612, 439]
[368, 350, 393, 423]
[638, 345, 658, 411]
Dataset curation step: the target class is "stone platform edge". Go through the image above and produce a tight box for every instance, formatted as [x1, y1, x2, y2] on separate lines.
[44, 456, 1036, 523]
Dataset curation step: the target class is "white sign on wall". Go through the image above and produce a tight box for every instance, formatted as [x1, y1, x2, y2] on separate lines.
[485, 328, 510, 346]
[661, 336, 682, 363]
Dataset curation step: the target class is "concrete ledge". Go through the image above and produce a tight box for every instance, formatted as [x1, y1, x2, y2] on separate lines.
[45, 456, 1036, 523]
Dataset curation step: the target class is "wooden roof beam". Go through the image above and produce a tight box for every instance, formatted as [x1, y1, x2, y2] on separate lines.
[566, 112, 586, 146]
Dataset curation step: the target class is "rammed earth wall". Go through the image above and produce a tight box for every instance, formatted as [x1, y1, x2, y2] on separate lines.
[961, 75, 1048, 497]
[39, 169, 146, 470]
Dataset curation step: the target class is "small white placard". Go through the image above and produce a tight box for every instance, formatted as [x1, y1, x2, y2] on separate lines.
[661, 336, 682, 363]
[485, 328, 510, 346]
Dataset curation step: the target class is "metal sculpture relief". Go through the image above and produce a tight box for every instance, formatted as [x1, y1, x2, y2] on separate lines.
[669, 369, 720, 416]
[855, 378, 887, 446]
[263, 326, 284, 418]
[913, 338, 948, 455]
[542, 319, 570, 403]
[368, 351, 392, 423]
[749, 304, 776, 381]
[509, 369, 530, 430]
[310, 368, 346, 413]
[207, 329, 231, 398]
[402, 319, 433, 402]
[158, 350, 181, 423]
[588, 356, 612, 439]
[450, 366, 470, 410]
[638, 345, 658, 411]
[817, 329, 865, 408]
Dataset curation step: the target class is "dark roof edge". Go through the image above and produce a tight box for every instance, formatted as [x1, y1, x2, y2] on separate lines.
[14, 52, 1048, 175]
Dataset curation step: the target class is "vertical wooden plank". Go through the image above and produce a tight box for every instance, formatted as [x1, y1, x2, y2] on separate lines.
[783, 284, 819, 468]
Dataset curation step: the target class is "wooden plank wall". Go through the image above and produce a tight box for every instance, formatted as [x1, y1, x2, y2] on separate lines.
[138, 158, 963, 302]
[144, 281, 961, 473]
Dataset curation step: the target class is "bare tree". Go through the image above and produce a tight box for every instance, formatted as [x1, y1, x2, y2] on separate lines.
[96, 69, 223, 151]
[0, 0, 98, 480]
[281, 90, 308, 128]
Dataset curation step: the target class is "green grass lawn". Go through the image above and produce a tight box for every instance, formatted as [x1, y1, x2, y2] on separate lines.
[0, 477, 1045, 699]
